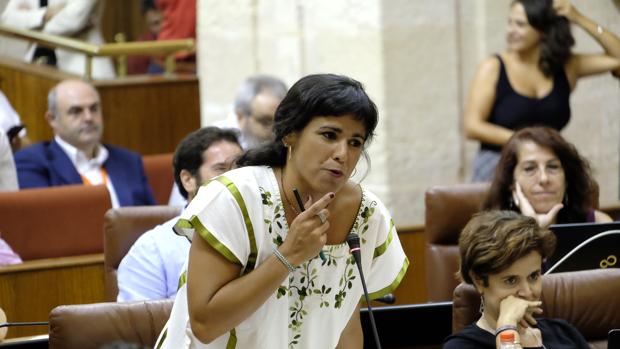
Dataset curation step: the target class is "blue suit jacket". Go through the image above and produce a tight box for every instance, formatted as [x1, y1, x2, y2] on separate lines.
[14, 140, 156, 207]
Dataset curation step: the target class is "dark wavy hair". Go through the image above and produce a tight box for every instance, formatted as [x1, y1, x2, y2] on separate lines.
[514, 0, 575, 77]
[173, 127, 241, 199]
[236, 73, 378, 168]
[483, 127, 595, 224]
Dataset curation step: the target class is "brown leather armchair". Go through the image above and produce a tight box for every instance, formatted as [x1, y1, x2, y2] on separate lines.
[142, 153, 174, 205]
[452, 268, 620, 349]
[103, 206, 182, 301]
[424, 182, 601, 302]
[0, 185, 111, 260]
[48, 299, 173, 349]
[424, 183, 489, 302]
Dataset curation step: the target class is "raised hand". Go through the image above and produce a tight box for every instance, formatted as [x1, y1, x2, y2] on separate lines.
[279, 192, 334, 266]
[553, 0, 578, 21]
[497, 295, 544, 347]
[513, 182, 563, 228]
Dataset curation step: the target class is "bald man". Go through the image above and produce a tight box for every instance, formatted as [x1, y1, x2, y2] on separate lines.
[14, 79, 155, 207]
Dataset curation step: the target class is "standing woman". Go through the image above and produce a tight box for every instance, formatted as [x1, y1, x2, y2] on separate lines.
[156, 74, 409, 348]
[465, 0, 620, 182]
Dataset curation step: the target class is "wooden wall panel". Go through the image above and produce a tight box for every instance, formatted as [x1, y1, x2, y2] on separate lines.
[0, 57, 201, 155]
[0, 58, 72, 142]
[0, 255, 105, 339]
[391, 226, 428, 305]
[101, 0, 144, 43]
[95, 76, 201, 155]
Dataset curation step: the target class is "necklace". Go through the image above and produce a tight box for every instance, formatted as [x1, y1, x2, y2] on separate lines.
[280, 168, 300, 215]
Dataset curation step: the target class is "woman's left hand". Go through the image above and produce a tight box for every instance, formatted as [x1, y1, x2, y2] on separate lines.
[513, 182, 563, 228]
[553, 0, 578, 22]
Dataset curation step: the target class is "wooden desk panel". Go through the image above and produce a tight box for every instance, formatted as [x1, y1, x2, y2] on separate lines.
[392, 226, 427, 305]
[0, 225, 430, 339]
[0, 254, 105, 339]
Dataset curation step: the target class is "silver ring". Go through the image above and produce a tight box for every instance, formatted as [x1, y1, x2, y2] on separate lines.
[316, 211, 327, 224]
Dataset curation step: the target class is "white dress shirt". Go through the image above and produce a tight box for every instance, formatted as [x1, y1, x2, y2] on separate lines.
[54, 136, 120, 207]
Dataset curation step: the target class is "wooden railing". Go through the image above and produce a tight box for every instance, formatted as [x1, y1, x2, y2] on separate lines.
[0, 24, 194, 79]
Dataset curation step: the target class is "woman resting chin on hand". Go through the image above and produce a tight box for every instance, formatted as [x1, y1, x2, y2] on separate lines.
[484, 126, 612, 227]
[443, 210, 590, 349]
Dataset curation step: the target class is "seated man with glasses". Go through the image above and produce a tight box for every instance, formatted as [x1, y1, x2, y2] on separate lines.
[215, 75, 287, 150]
[169, 75, 287, 206]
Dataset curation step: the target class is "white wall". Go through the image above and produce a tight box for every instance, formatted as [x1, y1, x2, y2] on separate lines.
[197, 0, 620, 226]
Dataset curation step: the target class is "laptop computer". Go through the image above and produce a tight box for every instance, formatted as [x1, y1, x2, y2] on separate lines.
[609, 329, 620, 349]
[545, 221, 620, 274]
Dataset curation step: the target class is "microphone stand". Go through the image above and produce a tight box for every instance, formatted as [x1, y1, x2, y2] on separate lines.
[346, 233, 382, 349]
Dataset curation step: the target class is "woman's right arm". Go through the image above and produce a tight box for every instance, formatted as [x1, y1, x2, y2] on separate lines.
[187, 192, 334, 344]
[463, 57, 514, 146]
[555, 0, 620, 80]
[187, 235, 290, 343]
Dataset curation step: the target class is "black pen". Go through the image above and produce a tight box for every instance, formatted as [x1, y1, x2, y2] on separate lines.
[293, 188, 327, 262]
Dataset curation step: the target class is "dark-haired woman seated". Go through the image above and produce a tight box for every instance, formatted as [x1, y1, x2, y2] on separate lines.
[465, 0, 620, 182]
[483, 126, 611, 227]
[443, 210, 590, 349]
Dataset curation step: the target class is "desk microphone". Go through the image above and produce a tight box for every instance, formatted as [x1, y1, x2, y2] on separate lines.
[375, 293, 396, 305]
[346, 233, 382, 349]
[0, 321, 48, 328]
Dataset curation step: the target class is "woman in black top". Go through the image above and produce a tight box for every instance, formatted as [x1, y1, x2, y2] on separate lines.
[443, 210, 590, 349]
[465, 0, 620, 182]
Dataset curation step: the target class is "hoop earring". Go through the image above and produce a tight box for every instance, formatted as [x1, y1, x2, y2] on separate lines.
[286, 144, 292, 161]
[479, 295, 485, 314]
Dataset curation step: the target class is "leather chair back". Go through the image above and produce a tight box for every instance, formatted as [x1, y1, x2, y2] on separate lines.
[452, 269, 620, 349]
[49, 299, 173, 349]
[143, 153, 174, 205]
[424, 183, 489, 301]
[424, 182, 601, 302]
[0, 185, 111, 260]
[103, 206, 182, 301]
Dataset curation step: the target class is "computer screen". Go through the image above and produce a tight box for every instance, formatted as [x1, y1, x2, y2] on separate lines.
[545, 222, 620, 274]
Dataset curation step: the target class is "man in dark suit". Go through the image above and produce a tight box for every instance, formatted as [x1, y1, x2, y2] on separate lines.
[14, 79, 155, 207]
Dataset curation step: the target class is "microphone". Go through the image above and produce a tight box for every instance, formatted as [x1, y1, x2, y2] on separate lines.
[375, 293, 396, 305]
[0, 321, 49, 328]
[346, 233, 382, 349]
[0, 321, 48, 339]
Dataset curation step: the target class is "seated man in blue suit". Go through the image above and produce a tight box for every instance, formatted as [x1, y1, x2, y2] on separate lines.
[14, 79, 155, 207]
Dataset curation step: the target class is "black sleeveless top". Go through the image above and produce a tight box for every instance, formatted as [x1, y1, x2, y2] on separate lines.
[481, 55, 571, 152]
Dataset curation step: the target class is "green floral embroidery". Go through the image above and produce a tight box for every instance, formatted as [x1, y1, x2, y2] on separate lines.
[335, 255, 357, 308]
[261, 186, 378, 348]
[261, 187, 285, 246]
